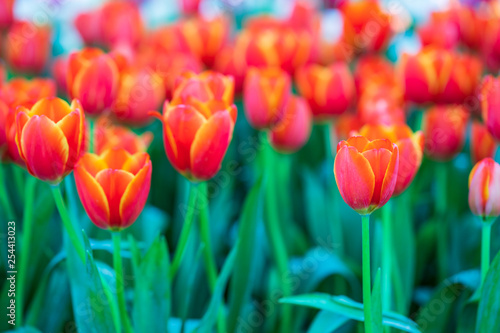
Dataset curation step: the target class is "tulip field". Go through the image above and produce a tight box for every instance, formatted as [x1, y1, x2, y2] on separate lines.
[3, 0, 500, 332]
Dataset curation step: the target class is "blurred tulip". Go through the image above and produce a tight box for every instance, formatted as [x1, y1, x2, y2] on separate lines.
[0, 63, 4, 87]
[295, 63, 355, 119]
[244, 67, 291, 130]
[151, 100, 237, 181]
[95, 118, 152, 155]
[334, 113, 362, 141]
[358, 86, 405, 126]
[52, 56, 69, 96]
[480, 75, 500, 141]
[177, 15, 230, 67]
[74, 148, 152, 230]
[0, 0, 14, 30]
[15, 98, 85, 183]
[172, 71, 234, 106]
[269, 96, 312, 153]
[5, 21, 51, 74]
[354, 55, 395, 94]
[112, 68, 164, 125]
[0, 100, 24, 164]
[0, 78, 56, 110]
[180, 0, 201, 15]
[67, 48, 120, 116]
[482, 18, 500, 71]
[471, 120, 497, 164]
[213, 45, 247, 93]
[339, 0, 392, 54]
[334, 135, 399, 215]
[417, 11, 460, 49]
[423, 105, 469, 161]
[457, 5, 487, 51]
[469, 158, 500, 220]
[359, 124, 424, 196]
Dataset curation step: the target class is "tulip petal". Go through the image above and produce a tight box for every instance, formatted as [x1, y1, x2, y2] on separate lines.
[78, 153, 108, 177]
[95, 169, 134, 228]
[361, 147, 393, 207]
[190, 111, 233, 180]
[120, 161, 152, 229]
[379, 145, 399, 207]
[29, 97, 71, 122]
[346, 135, 370, 152]
[74, 164, 110, 229]
[21, 115, 69, 182]
[15, 109, 30, 162]
[100, 148, 132, 169]
[122, 152, 150, 175]
[334, 146, 375, 213]
[57, 110, 83, 169]
[363, 138, 394, 152]
[394, 138, 421, 195]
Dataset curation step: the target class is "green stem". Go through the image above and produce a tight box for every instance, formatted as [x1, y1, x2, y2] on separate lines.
[16, 176, 37, 327]
[89, 117, 96, 153]
[170, 183, 198, 279]
[264, 142, 292, 333]
[13, 165, 25, 201]
[382, 201, 393, 314]
[436, 162, 448, 281]
[112, 232, 133, 333]
[0, 164, 15, 220]
[50, 184, 85, 262]
[481, 222, 492, 286]
[362, 214, 373, 333]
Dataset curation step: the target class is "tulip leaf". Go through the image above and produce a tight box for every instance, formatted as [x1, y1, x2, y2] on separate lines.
[280, 293, 421, 333]
[133, 235, 171, 333]
[307, 311, 351, 333]
[227, 176, 265, 332]
[372, 268, 383, 332]
[476, 250, 500, 332]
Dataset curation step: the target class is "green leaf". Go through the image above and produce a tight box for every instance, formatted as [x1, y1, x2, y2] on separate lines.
[308, 311, 351, 333]
[133, 235, 171, 333]
[372, 268, 383, 332]
[477, 250, 500, 332]
[227, 176, 265, 332]
[195, 242, 239, 333]
[280, 293, 421, 333]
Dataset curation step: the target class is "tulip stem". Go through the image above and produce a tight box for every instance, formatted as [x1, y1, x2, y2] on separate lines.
[50, 184, 85, 262]
[89, 117, 95, 153]
[436, 162, 448, 281]
[170, 183, 198, 279]
[0, 164, 15, 220]
[263, 142, 292, 333]
[112, 231, 133, 333]
[481, 221, 492, 286]
[16, 176, 37, 327]
[362, 214, 373, 333]
[382, 201, 393, 315]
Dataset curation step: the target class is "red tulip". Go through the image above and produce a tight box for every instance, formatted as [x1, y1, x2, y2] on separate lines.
[172, 71, 234, 106]
[358, 86, 405, 126]
[67, 48, 120, 116]
[417, 11, 460, 50]
[151, 100, 237, 181]
[243, 67, 291, 130]
[480, 75, 500, 141]
[334, 135, 399, 215]
[213, 45, 247, 93]
[180, 0, 201, 15]
[269, 96, 312, 153]
[52, 56, 69, 96]
[295, 63, 355, 120]
[5, 21, 51, 74]
[470, 120, 497, 164]
[74, 148, 152, 230]
[15, 98, 85, 183]
[423, 105, 469, 161]
[0, 63, 5, 87]
[0, 0, 14, 30]
[359, 124, 423, 196]
[469, 158, 500, 220]
[354, 55, 396, 94]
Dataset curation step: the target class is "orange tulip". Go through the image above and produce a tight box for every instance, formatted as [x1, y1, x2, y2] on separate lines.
[295, 63, 355, 119]
[151, 100, 237, 181]
[359, 124, 423, 196]
[213, 45, 247, 93]
[469, 158, 500, 220]
[354, 55, 396, 94]
[67, 48, 120, 116]
[269, 96, 312, 153]
[243, 67, 291, 130]
[172, 71, 234, 106]
[5, 21, 51, 74]
[112, 67, 164, 126]
[0, 0, 14, 30]
[480, 75, 500, 141]
[334, 113, 362, 141]
[334, 135, 399, 215]
[15, 98, 85, 183]
[457, 5, 487, 51]
[470, 120, 497, 164]
[482, 18, 500, 72]
[423, 105, 469, 161]
[74, 148, 152, 230]
[95, 118, 153, 155]
[417, 11, 460, 50]
[358, 86, 405, 126]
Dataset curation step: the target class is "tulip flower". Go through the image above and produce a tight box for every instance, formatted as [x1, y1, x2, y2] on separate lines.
[480, 75, 500, 141]
[0, 0, 14, 30]
[423, 105, 469, 161]
[151, 100, 236, 181]
[112, 68, 165, 126]
[482, 18, 500, 72]
[354, 55, 396, 94]
[358, 87, 405, 126]
[213, 46, 247, 93]
[334, 113, 362, 141]
[417, 11, 460, 50]
[67, 48, 120, 116]
[269, 96, 312, 153]
[457, 5, 486, 51]
[470, 121, 497, 164]
[5, 21, 51, 74]
[74, 148, 151, 231]
[295, 63, 355, 120]
[180, 0, 201, 15]
[52, 56, 69, 96]
[359, 124, 423, 196]
[334, 135, 399, 215]
[95, 118, 153, 155]
[243, 67, 291, 130]
[172, 71, 234, 106]
[15, 98, 85, 184]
